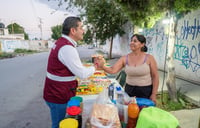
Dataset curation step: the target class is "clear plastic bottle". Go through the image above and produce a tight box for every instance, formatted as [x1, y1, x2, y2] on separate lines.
[108, 83, 114, 101]
[116, 86, 124, 104]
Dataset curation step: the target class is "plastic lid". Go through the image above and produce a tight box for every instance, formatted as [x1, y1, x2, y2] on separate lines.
[67, 106, 81, 115]
[70, 96, 83, 102]
[59, 118, 78, 128]
[136, 97, 155, 107]
[67, 99, 80, 107]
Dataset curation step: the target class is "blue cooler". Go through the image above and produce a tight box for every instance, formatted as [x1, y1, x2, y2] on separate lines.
[136, 97, 155, 107]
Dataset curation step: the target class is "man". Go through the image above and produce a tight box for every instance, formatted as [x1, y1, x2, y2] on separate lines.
[43, 16, 97, 128]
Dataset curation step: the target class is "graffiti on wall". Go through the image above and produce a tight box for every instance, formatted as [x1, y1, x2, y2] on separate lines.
[142, 26, 168, 70]
[180, 18, 200, 40]
[175, 17, 200, 78]
[142, 10, 200, 82]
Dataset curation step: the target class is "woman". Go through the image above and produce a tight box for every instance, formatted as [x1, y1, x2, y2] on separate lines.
[98, 34, 159, 103]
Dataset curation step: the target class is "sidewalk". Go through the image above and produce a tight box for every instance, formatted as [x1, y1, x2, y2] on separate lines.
[107, 57, 200, 128]
[158, 70, 200, 128]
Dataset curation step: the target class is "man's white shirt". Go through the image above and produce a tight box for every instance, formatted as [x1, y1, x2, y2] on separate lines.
[58, 35, 95, 79]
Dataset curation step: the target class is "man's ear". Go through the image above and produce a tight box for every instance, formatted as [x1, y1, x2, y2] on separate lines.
[70, 28, 76, 35]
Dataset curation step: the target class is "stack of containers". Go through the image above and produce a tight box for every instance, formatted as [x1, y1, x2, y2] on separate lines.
[59, 96, 83, 128]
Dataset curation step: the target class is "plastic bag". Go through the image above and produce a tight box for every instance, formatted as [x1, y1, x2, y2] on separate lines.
[115, 87, 131, 124]
[94, 87, 113, 105]
[89, 88, 121, 128]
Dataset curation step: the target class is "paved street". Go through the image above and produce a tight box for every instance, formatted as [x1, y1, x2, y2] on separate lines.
[0, 52, 50, 128]
[0, 47, 97, 128]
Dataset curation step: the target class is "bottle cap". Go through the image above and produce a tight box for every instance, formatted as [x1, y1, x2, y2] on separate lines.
[116, 86, 121, 91]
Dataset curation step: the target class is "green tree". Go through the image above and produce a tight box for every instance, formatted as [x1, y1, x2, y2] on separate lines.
[51, 25, 62, 40]
[7, 23, 29, 40]
[116, 0, 200, 102]
[7, 23, 24, 34]
[83, 28, 93, 44]
[24, 33, 29, 40]
[66, 0, 128, 59]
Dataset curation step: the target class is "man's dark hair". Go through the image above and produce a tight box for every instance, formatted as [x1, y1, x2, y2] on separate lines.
[62, 16, 81, 35]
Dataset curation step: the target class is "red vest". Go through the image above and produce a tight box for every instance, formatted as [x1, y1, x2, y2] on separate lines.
[43, 37, 78, 104]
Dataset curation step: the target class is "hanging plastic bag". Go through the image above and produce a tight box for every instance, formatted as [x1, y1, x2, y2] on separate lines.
[115, 86, 131, 124]
[89, 88, 121, 128]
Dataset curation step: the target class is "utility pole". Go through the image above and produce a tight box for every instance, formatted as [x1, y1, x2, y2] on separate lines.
[38, 17, 43, 40]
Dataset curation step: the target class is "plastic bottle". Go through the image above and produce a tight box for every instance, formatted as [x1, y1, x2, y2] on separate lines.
[115, 86, 125, 123]
[116, 86, 124, 104]
[126, 97, 140, 128]
[108, 83, 114, 101]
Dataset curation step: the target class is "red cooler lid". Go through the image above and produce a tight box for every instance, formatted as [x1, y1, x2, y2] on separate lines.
[67, 106, 81, 115]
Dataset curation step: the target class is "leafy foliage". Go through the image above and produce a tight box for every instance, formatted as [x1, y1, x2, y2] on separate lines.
[83, 29, 93, 44]
[7, 23, 25, 34]
[14, 48, 37, 54]
[51, 25, 62, 40]
[24, 33, 29, 40]
[115, 0, 167, 28]
[7, 23, 29, 40]
[65, 0, 128, 58]
[156, 92, 199, 111]
[83, 0, 127, 44]
[0, 49, 38, 59]
[174, 0, 200, 18]
[116, 0, 200, 28]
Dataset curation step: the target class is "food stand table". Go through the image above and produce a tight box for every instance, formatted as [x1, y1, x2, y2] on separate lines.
[77, 77, 121, 128]
[75, 63, 123, 128]
[75, 63, 130, 128]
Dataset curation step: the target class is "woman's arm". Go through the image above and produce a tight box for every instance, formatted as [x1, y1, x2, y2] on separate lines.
[149, 55, 159, 103]
[99, 56, 126, 74]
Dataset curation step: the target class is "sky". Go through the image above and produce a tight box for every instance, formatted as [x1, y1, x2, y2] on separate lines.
[0, 0, 80, 40]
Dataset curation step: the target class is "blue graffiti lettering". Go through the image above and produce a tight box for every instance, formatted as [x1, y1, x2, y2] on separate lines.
[175, 41, 200, 72]
[180, 18, 200, 40]
[199, 42, 200, 54]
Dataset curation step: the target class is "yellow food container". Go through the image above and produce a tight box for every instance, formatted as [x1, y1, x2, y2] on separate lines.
[59, 118, 78, 128]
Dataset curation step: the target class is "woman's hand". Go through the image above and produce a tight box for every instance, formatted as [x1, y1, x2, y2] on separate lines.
[96, 57, 106, 69]
[150, 93, 157, 104]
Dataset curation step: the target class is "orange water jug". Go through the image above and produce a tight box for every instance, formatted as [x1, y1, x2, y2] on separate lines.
[127, 98, 140, 128]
